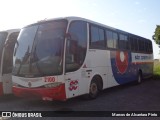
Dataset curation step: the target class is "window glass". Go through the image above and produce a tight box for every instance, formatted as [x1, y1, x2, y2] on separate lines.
[13, 26, 38, 76]
[33, 21, 67, 76]
[119, 34, 128, 50]
[90, 26, 105, 49]
[3, 32, 19, 74]
[138, 39, 145, 52]
[66, 21, 87, 72]
[106, 30, 118, 49]
[145, 40, 149, 52]
[148, 41, 153, 53]
[113, 32, 118, 48]
[130, 37, 135, 51]
[99, 29, 105, 42]
[106, 31, 113, 48]
[13, 20, 67, 77]
[0, 32, 8, 73]
[134, 38, 139, 51]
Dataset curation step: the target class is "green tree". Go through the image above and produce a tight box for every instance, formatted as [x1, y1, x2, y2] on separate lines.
[153, 25, 160, 44]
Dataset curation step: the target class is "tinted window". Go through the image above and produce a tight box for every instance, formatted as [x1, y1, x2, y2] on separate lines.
[0, 32, 8, 73]
[13, 20, 67, 77]
[90, 26, 105, 49]
[148, 41, 153, 53]
[130, 37, 135, 51]
[145, 40, 149, 52]
[106, 30, 118, 49]
[106, 31, 113, 48]
[138, 39, 145, 52]
[130, 37, 138, 52]
[3, 32, 19, 74]
[33, 21, 67, 76]
[66, 21, 87, 72]
[13, 26, 38, 76]
[119, 34, 129, 50]
[113, 32, 118, 48]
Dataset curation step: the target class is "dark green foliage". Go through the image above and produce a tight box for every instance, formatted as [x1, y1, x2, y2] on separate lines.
[153, 25, 160, 44]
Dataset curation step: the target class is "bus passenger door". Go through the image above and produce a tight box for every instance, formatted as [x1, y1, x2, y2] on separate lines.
[65, 20, 87, 98]
[65, 39, 81, 98]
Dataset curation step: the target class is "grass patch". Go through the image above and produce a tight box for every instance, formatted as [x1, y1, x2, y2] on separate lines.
[153, 61, 160, 79]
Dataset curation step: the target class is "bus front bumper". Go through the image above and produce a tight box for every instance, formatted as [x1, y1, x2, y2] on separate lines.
[12, 84, 66, 101]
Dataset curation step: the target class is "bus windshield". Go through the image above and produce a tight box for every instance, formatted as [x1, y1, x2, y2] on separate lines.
[13, 20, 67, 77]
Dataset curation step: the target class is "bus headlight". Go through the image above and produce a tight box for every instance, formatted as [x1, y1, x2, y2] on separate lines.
[44, 82, 62, 88]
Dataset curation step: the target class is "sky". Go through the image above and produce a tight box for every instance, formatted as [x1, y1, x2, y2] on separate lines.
[0, 0, 159, 58]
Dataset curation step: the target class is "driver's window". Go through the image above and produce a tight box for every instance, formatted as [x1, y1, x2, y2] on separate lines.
[65, 21, 87, 72]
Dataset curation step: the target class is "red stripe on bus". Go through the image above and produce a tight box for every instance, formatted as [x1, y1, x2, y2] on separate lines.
[13, 84, 66, 101]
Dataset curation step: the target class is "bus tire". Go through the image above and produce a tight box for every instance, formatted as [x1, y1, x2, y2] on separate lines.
[88, 79, 99, 99]
[137, 71, 142, 84]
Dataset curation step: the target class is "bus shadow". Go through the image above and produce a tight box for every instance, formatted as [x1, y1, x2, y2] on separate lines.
[152, 75, 160, 80]
[0, 94, 21, 102]
[21, 79, 153, 111]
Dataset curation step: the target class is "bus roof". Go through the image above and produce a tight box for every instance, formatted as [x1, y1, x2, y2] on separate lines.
[25, 16, 151, 41]
[0, 29, 20, 34]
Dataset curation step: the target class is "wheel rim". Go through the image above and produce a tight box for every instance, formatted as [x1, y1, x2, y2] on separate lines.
[90, 83, 98, 95]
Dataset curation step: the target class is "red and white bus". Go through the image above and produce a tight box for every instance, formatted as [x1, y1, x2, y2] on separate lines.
[12, 17, 153, 101]
[0, 29, 19, 95]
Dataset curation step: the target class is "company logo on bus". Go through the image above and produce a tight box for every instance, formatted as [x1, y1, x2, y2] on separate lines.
[116, 51, 128, 74]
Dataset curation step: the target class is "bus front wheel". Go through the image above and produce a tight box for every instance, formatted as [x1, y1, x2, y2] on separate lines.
[88, 79, 99, 99]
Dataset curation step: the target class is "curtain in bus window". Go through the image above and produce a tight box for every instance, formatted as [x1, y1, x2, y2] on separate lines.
[106, 31, 113, 48]
[113, 32, 118, 49]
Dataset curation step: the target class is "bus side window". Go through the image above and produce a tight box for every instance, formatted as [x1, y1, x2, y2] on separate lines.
[66, 21, 87, 72]
[130, 37, 135, 51]
[119, 34, 129, 50]
[90, 26, 105, 49]
[106, 30, 118, 49]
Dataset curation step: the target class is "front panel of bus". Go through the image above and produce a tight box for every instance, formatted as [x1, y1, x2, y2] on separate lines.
[12, 20, 69, 100]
